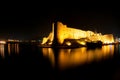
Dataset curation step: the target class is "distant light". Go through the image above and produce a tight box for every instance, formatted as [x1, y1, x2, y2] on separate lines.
[0, 41, 6, 44]
[31, 40, 36, 42]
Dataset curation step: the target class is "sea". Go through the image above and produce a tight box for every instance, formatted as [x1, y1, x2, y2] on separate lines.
[0, 43, 120, 80]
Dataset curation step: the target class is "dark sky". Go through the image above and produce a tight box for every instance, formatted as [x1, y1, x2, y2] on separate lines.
[0, 2, 120, 40]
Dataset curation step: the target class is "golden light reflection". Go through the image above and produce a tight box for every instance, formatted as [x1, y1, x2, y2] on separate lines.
[58, 45, 114, 70]
[15, 43, 19, 54]
[42, 45, 115, 70]
[42, 48, 55, 67]
[0, 44, 5, 58]
[8, 43, 11, 55]
[8, 43, 19, 54]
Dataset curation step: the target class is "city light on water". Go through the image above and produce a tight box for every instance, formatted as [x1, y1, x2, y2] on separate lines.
[42, 48, 55, 67]
[8, 43, 19, 55]
[0, 44, 5, 58]
[0, 43, 19, 58]
[42, 45, 115, 70]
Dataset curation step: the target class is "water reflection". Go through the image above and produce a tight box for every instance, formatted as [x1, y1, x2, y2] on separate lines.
[42, 48, 55, 67]
[0, 43, 19, 58]
[42, 45, 115, 70]
[8, 43, 19, 54]
[0, 44, 5, 58]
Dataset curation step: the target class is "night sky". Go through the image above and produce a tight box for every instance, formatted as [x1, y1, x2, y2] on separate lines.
[0, 2, 120, 40]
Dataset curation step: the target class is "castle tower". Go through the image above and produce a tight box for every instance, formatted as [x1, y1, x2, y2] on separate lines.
[51, 21, 60, 47]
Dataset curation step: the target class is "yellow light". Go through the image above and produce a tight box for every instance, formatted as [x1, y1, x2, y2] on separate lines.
[41, 37, 48, 44]
[77, 41, 86, 45]
[66, 42, 71, 46]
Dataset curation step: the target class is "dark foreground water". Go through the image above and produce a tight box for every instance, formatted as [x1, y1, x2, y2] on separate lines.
[0, 43, 120, 80]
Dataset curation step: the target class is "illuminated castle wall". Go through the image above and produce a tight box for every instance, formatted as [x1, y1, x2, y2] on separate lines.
[41, 22, 114, 45]
[56, 22, 95, 44]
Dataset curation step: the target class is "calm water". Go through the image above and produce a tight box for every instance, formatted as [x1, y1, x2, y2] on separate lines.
[0, 43, 120, 80]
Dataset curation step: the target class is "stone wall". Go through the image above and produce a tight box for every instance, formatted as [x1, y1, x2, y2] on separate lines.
[41, 21, 114, 45]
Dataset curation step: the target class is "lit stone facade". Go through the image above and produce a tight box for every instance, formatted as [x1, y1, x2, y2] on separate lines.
[41, 22, 114, 45]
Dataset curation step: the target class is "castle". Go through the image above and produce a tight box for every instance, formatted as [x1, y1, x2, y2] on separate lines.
[41, 22, 114, 46]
